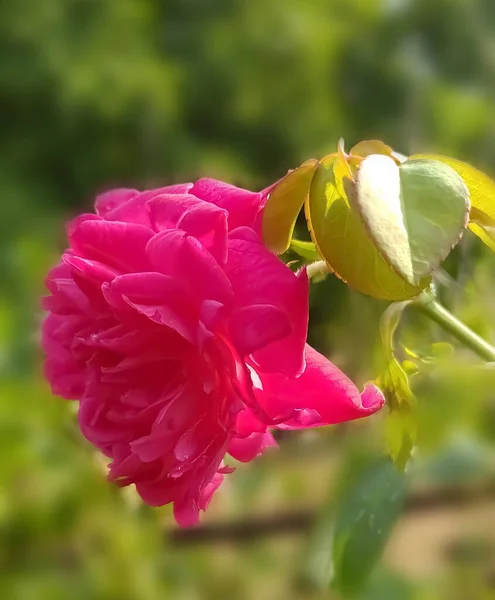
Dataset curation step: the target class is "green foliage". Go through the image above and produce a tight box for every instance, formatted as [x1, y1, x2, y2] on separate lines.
[306, 154, 425, 300]
[331, 458, 407, 598]
[411, 153, 495, 252]
[415, 438, 495, 486]
[262, 159, 317, 253]
[353, 156, 470, 286]
[378, 302, 417, 471]
[289, 239, 320, 262]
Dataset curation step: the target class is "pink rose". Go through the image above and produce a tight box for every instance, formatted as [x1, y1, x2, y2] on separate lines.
[42, 178, 384, 526]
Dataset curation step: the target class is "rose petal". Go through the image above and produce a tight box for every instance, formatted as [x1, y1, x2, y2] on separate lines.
[148, 194, 228, 263]
[256, 345, 385, 428]
[146, 229, 233, 308]
[228, 431, 277, 462]
[95, 189, 139, 216]
[69, 219, 154, 272]
[106, 272, 199, 343]
[225, 232, 308, 376]
[228, 303, 292, 356]
[191, 178, 262, 230]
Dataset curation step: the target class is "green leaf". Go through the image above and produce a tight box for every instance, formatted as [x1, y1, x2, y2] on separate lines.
[415, 439, 494, 486]
[470, 207, 495, 251]
[352, 156, 470, 287]
[411, 153, 495, 251]
[403, 341, 454, 364]
[306, 156, 427, 300]
[357, 569, 415, 600]
[290, 238, 320, 261]
[349, 140, 396, 160]
[384, 409, 416, 473]
[331, 458, 407, 598]
[379, 359, 415, 411]
[380, 356, 416, 471]
[262, 158, 318, 254]
[378, 302, 417, 470]
[298, 497, 336, 591]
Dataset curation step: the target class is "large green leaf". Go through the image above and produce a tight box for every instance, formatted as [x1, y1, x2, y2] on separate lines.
[305, 155, 427, 300]
[331, 458, 407, 598]
[352, 156, 470, 286]
[411, 153, 495, 251]
[262, 158, 318, 254]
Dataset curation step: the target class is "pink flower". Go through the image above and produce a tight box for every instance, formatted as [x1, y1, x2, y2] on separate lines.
[42, 179, 384, 526]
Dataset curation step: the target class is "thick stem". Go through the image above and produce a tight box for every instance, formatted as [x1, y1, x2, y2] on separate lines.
[414, 292, 495, 362]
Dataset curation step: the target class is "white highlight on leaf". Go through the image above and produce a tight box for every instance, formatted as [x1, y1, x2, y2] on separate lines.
[355, 154, 415, 282]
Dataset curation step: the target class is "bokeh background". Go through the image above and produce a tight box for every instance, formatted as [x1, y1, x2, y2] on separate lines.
[1, 0, 495, 598]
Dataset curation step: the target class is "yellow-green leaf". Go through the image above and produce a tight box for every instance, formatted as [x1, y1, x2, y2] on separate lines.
[411, 153, 495, 251]
[469, 207, 495, 251]
[378, 302, 417, 471]
[290, 238, 320, 261]
[379, 303, 415, 407]
[305, 155, 427, 300]
[352, 156, 470, 286]
[350, 139, 395, 159]
[385, 410, 416, 472]
[262, 158, 318, 254]
[404, 341, 454, 364]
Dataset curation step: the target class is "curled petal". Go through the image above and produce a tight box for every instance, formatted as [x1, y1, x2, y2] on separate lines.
[228, 431, 277, 462]
[256, 345, 385, 428]
[104, 272, 199, 342]
[69, 219, 154, 272]
[95, 189, 139, 217]
[146, 229, 233, 308]
[192, 178, 262, 230]
[42, 315, 86, 399]
[148, 194, 228, 263]
[146, 183, 193, 196]
[173, 471, 225, 527]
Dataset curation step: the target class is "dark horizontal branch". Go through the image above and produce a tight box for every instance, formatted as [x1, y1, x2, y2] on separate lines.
[169, 481, 495, 545]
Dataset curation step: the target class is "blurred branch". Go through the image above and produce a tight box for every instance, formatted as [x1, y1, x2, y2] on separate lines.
[168, 480, 495, 545]
[414, 292, 495, 362]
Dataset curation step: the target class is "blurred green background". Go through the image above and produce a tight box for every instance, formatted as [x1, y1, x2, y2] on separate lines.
[1, 0, 495, 598]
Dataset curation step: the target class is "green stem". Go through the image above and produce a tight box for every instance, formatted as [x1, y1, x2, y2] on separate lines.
[414, 292, 495, 362]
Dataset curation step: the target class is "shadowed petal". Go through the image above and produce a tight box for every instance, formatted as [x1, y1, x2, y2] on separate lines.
[228, 304, 292, 356]
[105, 272, 199, 343]
[228, 431, 277, 462]
[225, 231, 308, 376]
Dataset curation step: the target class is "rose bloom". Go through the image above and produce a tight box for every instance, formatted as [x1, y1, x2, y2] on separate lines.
[42, 178, 384, 526]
